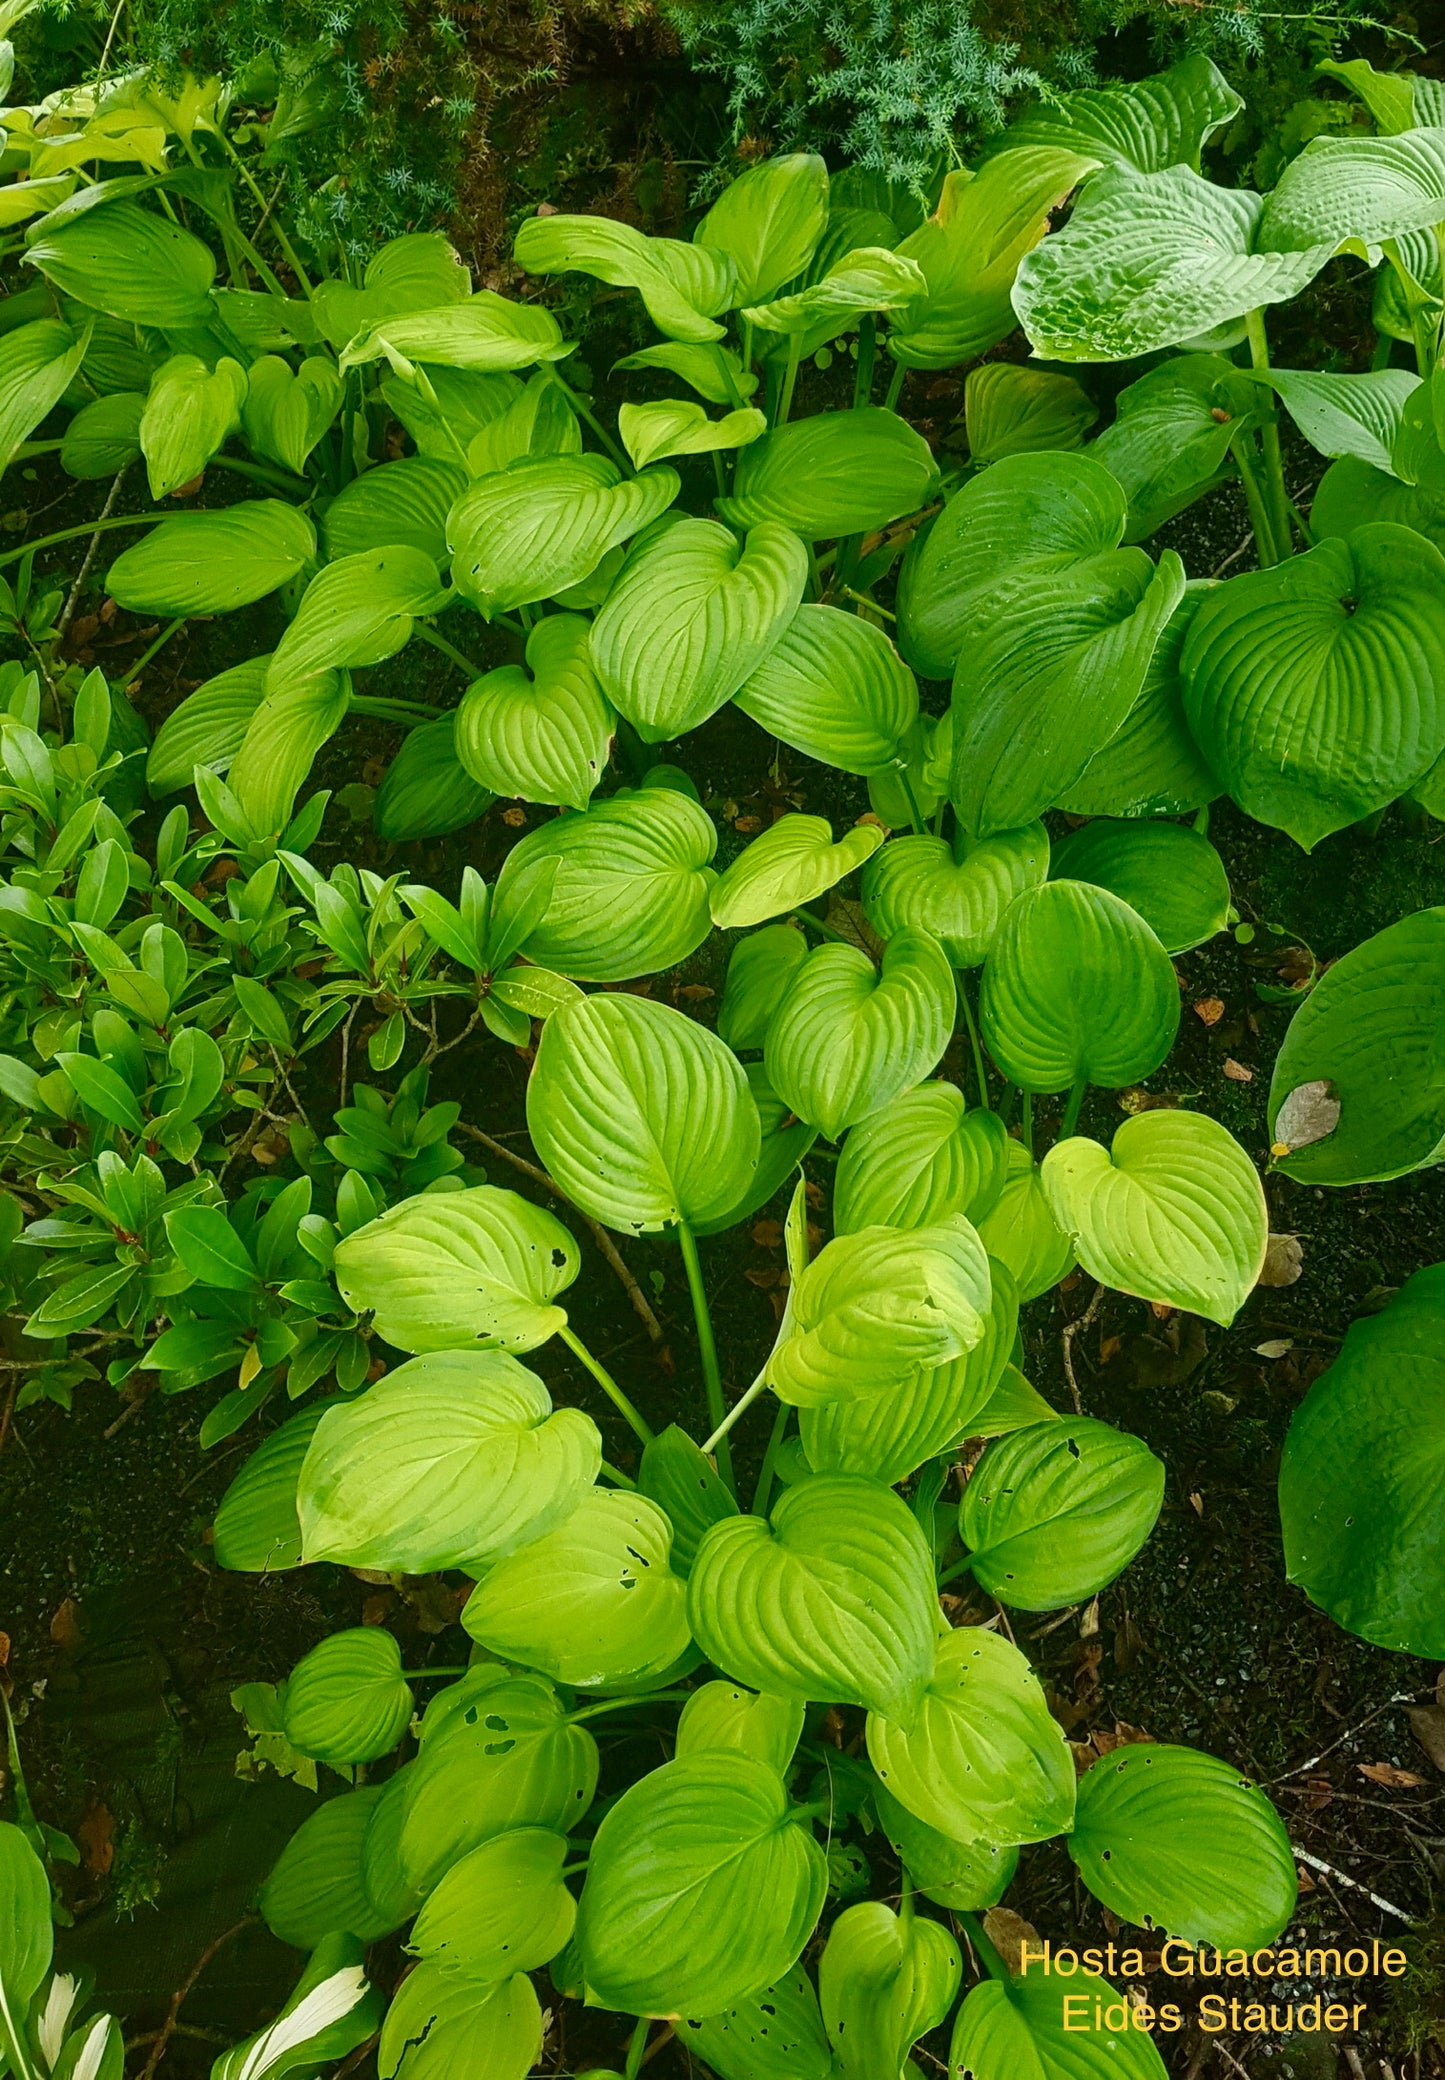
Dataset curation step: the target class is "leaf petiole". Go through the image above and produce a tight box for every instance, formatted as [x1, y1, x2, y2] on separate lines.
[558, 1324, 655, 1446]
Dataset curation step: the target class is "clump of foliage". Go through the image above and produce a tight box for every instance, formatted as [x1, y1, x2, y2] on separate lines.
[3, 19, 1445, 2080]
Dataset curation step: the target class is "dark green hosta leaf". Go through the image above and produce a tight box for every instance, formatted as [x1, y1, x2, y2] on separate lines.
[874, 1783, 1018, 1913]
[0, 317, 92, 474]
[821, 1900, 960, 2080]
[448, 454, 677, 617]
[718, 923, 811, 1050]
[146, 654, 268, 794]
[681, 1966, 832, 2080]
[711, 813, 883, 930]
[320, 457, 464, 565]
[694, 152, 830, 305]
[867, 1625, 1076, 1846]
[734, 602, 918, 774]
[1267, 906, 1445, 1184]
[676, 1682, 804, 1772]
[259, 1789, 398, 1947]
[980, 881, 1179, 1094]
[1013, 164, 1331, 362]
[108, 503, 316, 616]
[455, 612, 614, 812]
[1071, 1742, 1297, 1949]
[961, 1417, 1164, 1609]
[27, 198, 216, 324]
[576, 1752, 827, 2017]
[213, 1404, 326, 1572]
[639, 1427, 740, 1574]
[409, 1828, 575, 1981]
[976, 1141, 1076, 1302]
[464, 1490, 692, 1689]
[833, 1081, 1009, 1235]
[863, 825, 1049, 966]
[764, 930, 956, 1140]
[688, 1472, 937, 1716]
[1058, 584, 1220, 819]
[298, 1351, 599, 1572]
[591, 517, 808, 741]
[378, 1963, 541, 2080]
[996, 53, 1243, 171]
[1090, 354, 1258, 542]
[140, 352, 246, 498]
[332, 1187, 580, 1353]
[515, 212, 736, 341]
[718, 408, 938, 539]
[497, 785, 717, 981]
[1043, 1111, 1267, 1326]
[964, 363, 1097, 465]
[1049, 818, 1229, 955]
[1181, 523, 1445, 850]
[374, 712, 495, 841]
[1279, 1263, 1445, 1656]
[283, 1628, 414, 1765]
[949, 1967, 1168, 2080]
[1247, 366, 1420, 475]
[1257, 127, 1445, 259]
[528, 992, 760, 1232]
[269, 547, 449, 685]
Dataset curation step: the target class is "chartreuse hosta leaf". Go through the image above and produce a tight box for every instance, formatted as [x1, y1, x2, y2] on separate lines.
[949, 1967, 1169, 2080]
[332, 1187, 579, 1353]
[1280, 1264, 1445, 1657]
[821, 1901, 960, 2080]
[1059, 583, 1220, 820]
[765, 930, 956, 1140]
[974, 1365, 1062, 1438]
[61, 389, 144, 478]
[639, 1427, 740, 1573]
[961, 1417, 1165, 1609]
[146, 654, 268, 794]
[282, 1628, 413, 1765]
[1089, 354, 1259, 544]
[692, 1061, 819, 1237]
[976, 1140, 1077, 1303]
[269, 548, 448, 686]
[719, 923, 810, 1049]
[1181, 523, 1445, 850]
[711, 813, 884, 930]
[140, 352, 248, 499]
[833, 1081, 1009, 1234]
[687, 1473, 936, 1716]
[337, 294, 572, 378]
[104, 503, 314, 617]
[675, 1682, 805, 1772]
[1267, 906, 1445, 1185]
[298, 1351, 600, 1572]
[695, 151, 830, 305]
[322, 457, 465, 563]
[27, 198, 216, 324]
[1258, 127, 1445, 259]
[618, 399, 767, 470]
[800, 1259, 1017, 1485]
[719, 408, 939, 539]
[864, 825, 1049, 966]
[874, 1783, 1019, 1913]
[964, 363, 1097, 465]
[1013, 163, 1332, 362]
[1071, 1743, 1297, 1948]
[230, 669, 351, 836]
[454, 613, 614, 812]
[528, 992, 760, 1233]
[767, 1218, 992, 1407]
[867, 1625, 1076, 1846]
[378, 1962, 541, 2080]
[375, 711, 495, 843]
[981, 881, 1180, 1095]
[447, 454, 678, 616]
[591, 517, 808, 741]
[577, 1751, 828, 2017]
[243, 354, 342, 473]
[734, 602, 919, 774]
[1049, 819, 1230, 956]
[516, 211, 737, 339]
[0, 319, 91, 478]
[614, 340, 759, 404]
[408, 1827, 575, 1983]
[999, 53, 1242, 169]
[681, 1965, 833, 2080]
[1043, 1112, 1268, 1326]
[463, 1490, 692, 1689]
[498, 785, 717, 981]
[260, 1789, 398, 1946]
[463, 372, 580, 476]
[743, 245, 926, 349]
[214, 1404, 324, 1572]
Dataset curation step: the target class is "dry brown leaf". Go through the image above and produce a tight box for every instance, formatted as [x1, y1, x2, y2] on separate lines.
[676, 983, 714, 1003]
[983, 1908, 1040, 1974]
[1295, 1864, 1317, 1893]
[1222, 1057, 1253, 1081]
[0, 1632, 9, 1667]
[49, 1598, 81, 1651]
[1258, 1233, 1304, 1287]
[501, 806, 527, 827]
[744, 1266, 780, 1289]
[1407, 1705, 1445, 1774]
[1188, 1492, 1204, 1516]
[734, 814, 762, 833]
[1193, 997, 1225, 1026]
[78, 1803, 113, 1875]
[1358, 1760, 1426, 1789]
[1099, 1334, 1122, 1364]
[751, 1219, 784, 1250]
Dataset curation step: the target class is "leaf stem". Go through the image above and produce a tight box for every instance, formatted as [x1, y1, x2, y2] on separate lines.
[1244, 308, 1293, 562]
[548, 371, 631, 473]
[411, 620, 482, 679]
[0, 512, 156, 569]
[1059, 1075, 1088, 1139]
[1021, 1089, 1034, 1160]
[623, 2017, 651, 2080]
[599, 1458, 638, 1490]
[959, 1910, 1011, 1983]
[936, 1551, 974, 1589]
[898, 766, 928, 837]
[775, 334, 803, 428]
[750, 1400, 792, 1515]
[558, 1324, 655, 1445]
[677, 1218, 734, 1493]
[956, 972, 991, 1111]
[568, 1690, 695, 1724]
[854, 314, 877, 408]
[121, 616, 187, 691]
[701, 1366, 769, 1458]
[883, 359, 907, 413]
[207, 452, 310, 496]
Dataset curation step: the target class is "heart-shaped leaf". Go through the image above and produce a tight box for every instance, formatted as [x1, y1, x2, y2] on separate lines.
[337, 291, 571, 373]
[681, 1966, 832, 2080]
[618, 399, 767, 470]
[229, 668, 350, 836]
[576, 1752, 827, 2016]
[718, 923, 811, 1049]
[981, 881, 1180, 1093]
[694, 152, 830, 305]
[961, 1416, 1165, 1608]
[718, 408, 938, 539]
[998, 54, 1243, 171]
[964, 363, 1097, 464]
[1042, 1111, 1267, 1324]
[711, 813, 884, 929]
[675, 1683, 804, 1773]
[447, 454, 678, 616]
[283, 1628, 414, 1765]
[688, 1473, 937, 1717]
[516, 213, 736, 340]
[60, 389, 144, 478]
[867, 1626, 1076, 1845]
[242, 354, 342, 474]
[332, 1185, 579, 1353]
[1258, 127, 1445, 259]
[1181, 523, 1445, 849]
[1059, 583, 1220, 819]
[374, 711, 495, 842]
[1090, 354, 1260, 541]
[269, 546, 449, 685]
[744, 245, 925, 344]
[949, 1968, 1169, 2080]
[765, 929, 956, 1140]
[1049, 818, 1230, 955]
[613, 340, 759, 404]
[455, 613, 615, 812]
[140, 352, 247, 498]
[259, 1789, 398, 1947]
[1071, 1742, 1297, 1948]
[1247, 365, 1420, 474]
[378, 1962, 541, 2079]
[734, 603, 919, 774]
[820, 1901, 960, 2080]
[863, 826, 1049, 966]
[110, 505, 314, 620]
[591, 517, 808, 741]
[409, 1827, 575, 1982]
[975, 1141, 1077, 1302]
[833, 1082, 1010, 1234]
[321, 456, 465, 564]
[874, 1783, 1018, 1913]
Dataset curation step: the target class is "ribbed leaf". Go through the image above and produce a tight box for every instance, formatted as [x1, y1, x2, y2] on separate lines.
[377, 1962, 541, 2080]
[516, 213, 736, 340]
[1249, 366, 1419, 473]
[964, 363, 1096, 464]
[694, 152, 830, 305]
[1312, 454, 1445, 554]
[269, 547, 448, 685]
[734, 603, 918, 774]
[337, 292, 571, 374]
[976, 1139, 1077, 1301]
[26, 199, 215, 324]
[744, 245, 925, 342]
[681, 1966, 832, 2080]
[0, 318, 92, 474]
[1258, 127, 1445, 257]
[718, 408, 938, 539]
[949, 1970, 1168, 2080]
[1059, 584, 1220, 819]
[1049, 818, 1230, 955]
[961, 1416, 1165, 1608]
[259, 1790, 398, 1947]
[820, 1901, 960, 2080]
[409, 1829, 575, 1982]
[283, 1629, 414, 1765]
[140, 351, 246, 498]
[230, 668, 349, 835]
[997, 54, 1243, 170]
[146, 654, 268, 794]
[833, 1082, 1009, 1234]
[374, 711, 494, 841]
[613, 340, 759, 404]
[456, 613, 614, 811]
[618, 399, 766, 470]
[60, 389, 144, 477]
[213, 1405, 325, 1572]
[447, 454, 678, 616]
[1090, 354, 1257, 542]
[718, 923, 810, 1049]
[243, 354, 341, 473]
[874, 1784, 1018, 1913]
[711, 813, 883, 929]
[108, 502, 315, 616]
[862, 826, 1048, 966]
[321, 457, 465, 563]
[675, 1683, 804, 1772]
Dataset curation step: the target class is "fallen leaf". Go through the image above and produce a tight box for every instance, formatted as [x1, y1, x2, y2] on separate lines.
[1193, 997, 1225, 1026]
[361, 1591, 393, 1627]
[1295, 1864, 1316, 1893]
[1093, 1722, 1157, 1757]
[398, 1576, 468, 1634]
[501, 806, 527, 827]
[1118, 1086, 1181, 1113]
[1079, 1596, 1100, 1639]
[734, 814, 762, 833]
[49, 1599, 81, 1651]
[1358, 1761, 1426, 1789]
[751, 1219, 783, 1250]
[1099, 1334, 1122, 1363]
[1114, 1614, 1144, 1671]
[78, 1803, 113, 1875]
[1254, 1338, 1293, 1359]
[0, 1632, 8, 1666]
[675, 983, 714, 1003]
[1149, 1300, 1175, 1321]
[1406, 1705, 1445, 1774]
[1303, 1774, 1334, 1812]
[983, 1908, 1040, 1974]
[1258, 1233, 1304, 1287]
[1188, 1492, 1204, 1516]
[744, 1265, 780, 1289]
[1222, 1057, 1253, 1081]
[1272, 1078, 1340, 1155]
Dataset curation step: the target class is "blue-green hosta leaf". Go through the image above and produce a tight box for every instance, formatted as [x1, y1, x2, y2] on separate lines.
[1279, 1263, 1445, 1657]
[874, 1783, 1019, 1913]
[320, 457, 465, 564]
[799, 1258, 1017, 1485]
[767, 1218, 992, 1408]
[1181, 523, 1445, 849]
[447, 454, 677, 616]
[949, 1968, 1168, 2080]
[675, 1682, 805, 1772]
[259, 1789, 398, 1947]
[378, 1963, 541, 2080]
[863, 826, 1049, 966]
[298, 1350, 599, 1571]
[26, 199, 216, 325]
[1257, 127, 1445, 259]
[964, 362, 1097, 465]
[1267, 906, 1445, 1185]
[981, 881, 1180, 1094]
[742, 245, 925, 345]
[60, 388, 145, 477]
[145, 654, 268, 793]
[765, 930, 956, 1140]
[0, 317, 92, 473]
[613, 340, 759, 404]
[1245, 366, 1420, 474]
[213, 1405, 325, 1572]
[718, 408, 938, 539]
[1058, 584, 1220, 819]
[577, 1752, 827, 2017]
[1071, 1743, 1297, 1949]
[868, 1625, 1076, 1846]
[268, 547, 448, 686]
[108, 503, 316, 616]
[455, 613, 614, 811]
[976, 1140, 1076, 1302]
[515, 212, 736, 341]
[961, 1417, 1165, 1609]
[888, 151, 1097, 370]
[464, 1490, 692, 1689]
[996, 54, 1243, 171]
[694, 152, 830, 305]
[711, 813, 884, 930]
[1012, 164, 1332, 362]
[242, 354, 342, 473]
[408, 1828, 575, 1982]
[374, 712, 494, 841]
[528, 992, 760, 1232]
[1042, 1112, 1267, 1326]
[1049, 818, 1229, 955]
[820, 1900, 960, 2080]
[590, 517, 808, 741]
[230, 668, 349, 837]
[331, 1186, 580, 1354]
[283, 1629, 414, 1765]
[618, 399, 766, 470]
[681, 1966, 832, 2080]
[718, 923, 810, 1050]
[734, 603, 919, 774]
[337, 292, 571, 375]
[1089, 354, 1259, 542]
[833, 1082, 1010, 1235]
[497, 785, 717, 981]
[687, 1473, 936, 1717]
[139, 352, 246, 498]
